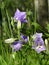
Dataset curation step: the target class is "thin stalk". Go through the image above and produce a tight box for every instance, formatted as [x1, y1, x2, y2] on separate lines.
[6, 9, 13, 38]
[18, 29, 20, 40]
[34, 0, 37, 33]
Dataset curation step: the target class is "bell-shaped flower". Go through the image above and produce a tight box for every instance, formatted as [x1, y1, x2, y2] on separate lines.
[32, 33, 46, 53]
[20, 34, 28, 43]
[14, 9, 27, 23]
[11, 40, 22, 51]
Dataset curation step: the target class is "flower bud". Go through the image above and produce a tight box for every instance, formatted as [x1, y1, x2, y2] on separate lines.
[45, 39, 48, 46]
[17, 20, 21, 29]
[5, 38, 16, 43]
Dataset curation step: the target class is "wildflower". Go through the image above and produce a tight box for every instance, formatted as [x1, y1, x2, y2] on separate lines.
[10, 34, 28, 51]
[32, 33, 42, 41]
[14, 9, 27, 23]
[11, 34, 28, 51]
[5, 34, 28, 51]
[11, 40, 22, 51]
[32, 33, 46, 53]
[21, 34, 28, 43]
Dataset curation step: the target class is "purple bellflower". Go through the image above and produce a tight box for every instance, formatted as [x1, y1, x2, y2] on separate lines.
[11, 40, 22, 51]
[21, 34, 28, 43]
[32, 33, 46, 53]
[11, 34, 28, 51]
[14, 9, 27, 23]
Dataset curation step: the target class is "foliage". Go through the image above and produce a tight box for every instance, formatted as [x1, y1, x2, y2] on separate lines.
[0, 0, 49, 65]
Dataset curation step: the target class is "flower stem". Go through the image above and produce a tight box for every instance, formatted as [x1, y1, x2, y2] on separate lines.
[18, 29, 20, 40]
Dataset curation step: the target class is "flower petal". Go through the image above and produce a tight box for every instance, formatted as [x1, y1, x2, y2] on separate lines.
[11, 41, 22, 51]
[21, 34, 28, 43]
[35, 45, 46, 53]
[14, 9, 27, 23]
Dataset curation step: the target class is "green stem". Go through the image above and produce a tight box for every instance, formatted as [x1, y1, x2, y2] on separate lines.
[34, 0, 36, 33]
[18, 29, 20, 40]
[6, 9, 13, 38]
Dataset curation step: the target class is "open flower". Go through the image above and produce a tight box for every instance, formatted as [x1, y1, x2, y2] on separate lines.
[32, 33, 46, 53]
[10, 34, 28, 51]
[14, 9, 27, 23]
[5, 34, 28, 52]
[32, 33, 42, 41]
[21, 34, 28, 43]
[32, 45, 46, 53]
[11, 40, 22, 51]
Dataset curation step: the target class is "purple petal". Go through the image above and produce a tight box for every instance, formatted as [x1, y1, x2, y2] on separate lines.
[20, 12, 26, 19]
[11, 41, 22, 51]
[35, 45, 46, 53]
[32, 33, 46, 53]
[21, 19, 28, 23]
[33, 33, 42, 38]
[14, 9, 20, 18]
[17, 12, 26, 22]
[14, 9, 20, 16]
[14, 9, 27, 23]
[32, 45, 36, 49]
[12, 40, 22, 45]
[21, 34, 28, 43]
[34, 38, 44, 45]
[33, 33, 44, 46]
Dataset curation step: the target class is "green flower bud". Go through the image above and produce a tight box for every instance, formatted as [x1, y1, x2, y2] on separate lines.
[17, 20, 21, 29]
[5, 38, 17, 43]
